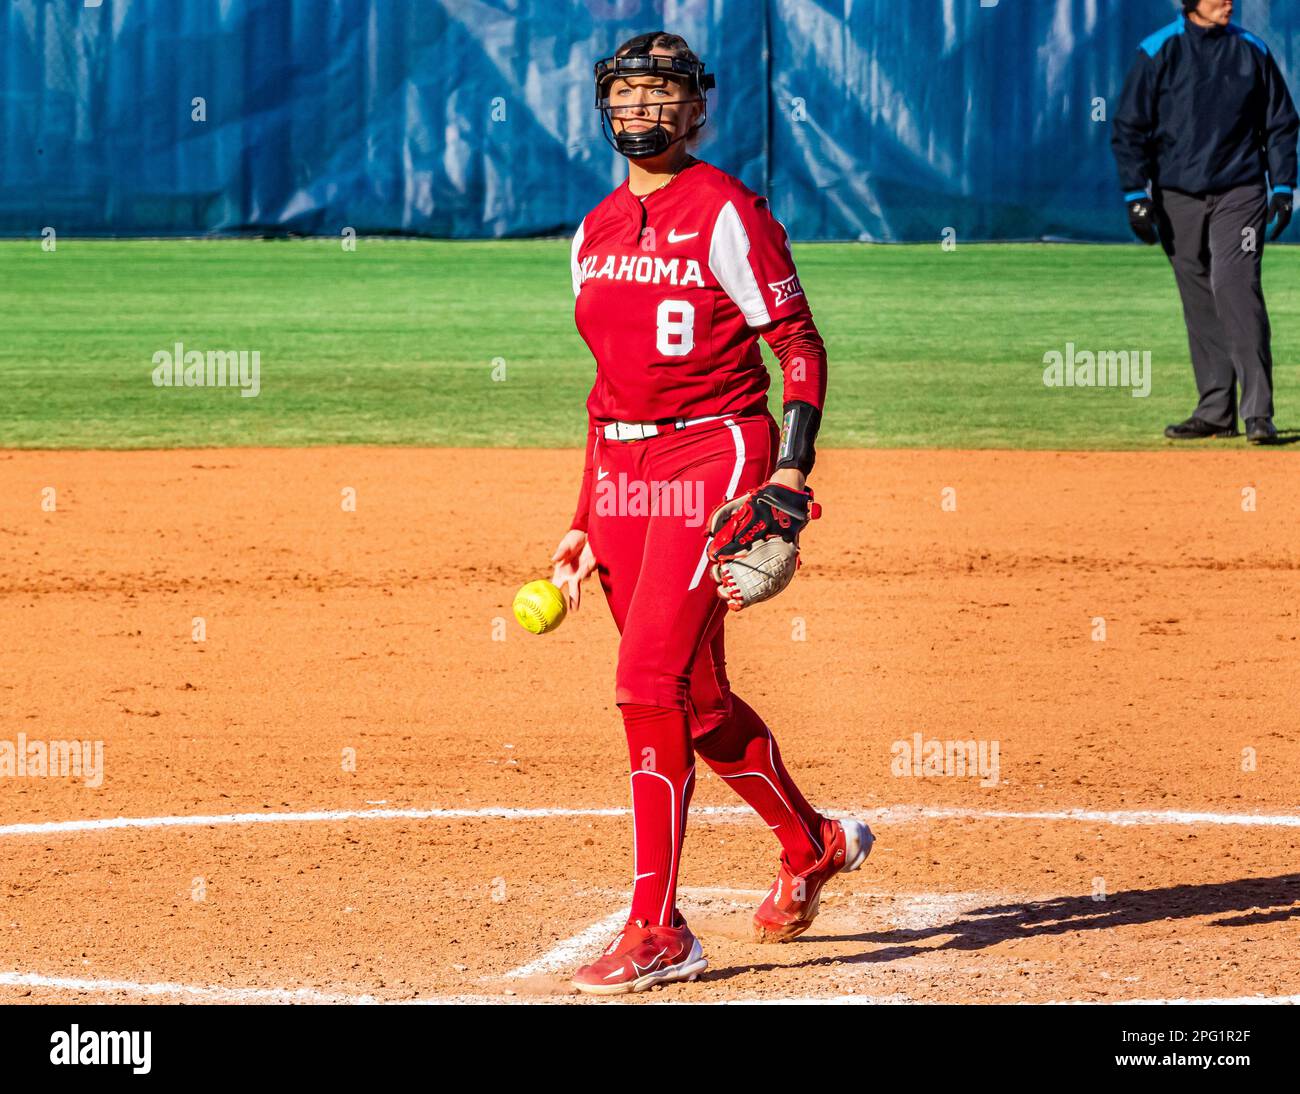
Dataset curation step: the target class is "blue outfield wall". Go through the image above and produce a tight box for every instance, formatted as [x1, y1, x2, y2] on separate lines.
[2, 0, 1298, 241]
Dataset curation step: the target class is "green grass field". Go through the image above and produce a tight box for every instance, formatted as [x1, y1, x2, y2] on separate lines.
[1, 239, 1295, 449]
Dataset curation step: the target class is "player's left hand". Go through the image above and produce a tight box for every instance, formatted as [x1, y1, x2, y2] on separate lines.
[767, 467, 807, 492]
[706, 480, 821, 611]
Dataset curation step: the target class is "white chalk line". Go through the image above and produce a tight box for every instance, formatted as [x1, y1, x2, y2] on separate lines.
[3, 804, 1299, 839]
[934, 807, 1300, 828]
[725, 994, 1300, 1006]
[0, 806, 634, 837]
[0, 971, 551, 1006]
[0, 971, 382, 1005]
[1055, 995, 1300, 1007]
[502, 886, 775, 979]
[503, 910, 628, 979]
[1, 972, 1295, 1007]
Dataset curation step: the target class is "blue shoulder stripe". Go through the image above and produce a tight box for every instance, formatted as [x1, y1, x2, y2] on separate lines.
[1226, 25, 1269, 56]
[1140, 18, 1184, 59]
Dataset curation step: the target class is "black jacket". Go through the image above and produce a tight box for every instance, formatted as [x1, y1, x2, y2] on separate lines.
[1111, 16, 1299, 198]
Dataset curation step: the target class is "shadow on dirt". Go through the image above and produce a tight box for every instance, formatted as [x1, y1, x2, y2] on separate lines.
[702, 873, 1300, 981]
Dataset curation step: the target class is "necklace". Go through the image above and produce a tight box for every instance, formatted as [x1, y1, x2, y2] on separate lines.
[654, 168, 680, 192]
[634, 157, 693, 200]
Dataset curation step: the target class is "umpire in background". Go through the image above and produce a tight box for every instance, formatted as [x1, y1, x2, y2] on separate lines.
[1113, 0, 1298, 444]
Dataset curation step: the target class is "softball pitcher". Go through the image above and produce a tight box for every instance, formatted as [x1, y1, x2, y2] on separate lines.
[550, 31, 873, 996]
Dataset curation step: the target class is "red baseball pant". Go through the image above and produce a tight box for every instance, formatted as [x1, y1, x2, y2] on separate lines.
[586, 414, 827, 925]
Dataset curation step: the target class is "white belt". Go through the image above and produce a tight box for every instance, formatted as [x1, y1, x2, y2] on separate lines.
[602, 415, 727, 442]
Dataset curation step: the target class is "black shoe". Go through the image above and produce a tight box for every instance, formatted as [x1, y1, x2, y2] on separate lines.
[1245, 417, 1278, 445]
[1163, 416, 1238, 440]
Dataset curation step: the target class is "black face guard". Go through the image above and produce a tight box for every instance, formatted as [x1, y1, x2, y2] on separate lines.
[594, 53, 715, 160]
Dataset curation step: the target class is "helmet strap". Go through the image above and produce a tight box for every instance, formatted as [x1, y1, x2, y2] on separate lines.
[600, 102, 706, 161]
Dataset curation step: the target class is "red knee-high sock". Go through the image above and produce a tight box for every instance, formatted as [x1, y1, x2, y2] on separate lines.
[693, 694, 825, 873]
[621, 703, 695, 927]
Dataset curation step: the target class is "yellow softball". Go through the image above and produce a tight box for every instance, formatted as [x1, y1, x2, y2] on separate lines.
[513, 579, 567, 635]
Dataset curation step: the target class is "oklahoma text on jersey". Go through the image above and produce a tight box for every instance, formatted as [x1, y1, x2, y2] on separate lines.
[578, 253, 707, 288]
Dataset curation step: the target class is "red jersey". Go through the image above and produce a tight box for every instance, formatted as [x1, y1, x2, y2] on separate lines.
[570, 160, 826, 423]
[567, 160, 827, 532]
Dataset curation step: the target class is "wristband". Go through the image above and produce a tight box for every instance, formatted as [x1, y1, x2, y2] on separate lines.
[776, 401, 821, 475]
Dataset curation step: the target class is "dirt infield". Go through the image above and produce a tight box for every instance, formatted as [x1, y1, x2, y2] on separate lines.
[0, 446, 1297, 1004]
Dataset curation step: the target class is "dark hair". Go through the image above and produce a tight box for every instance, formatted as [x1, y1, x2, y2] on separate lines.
[615, 31, 700, 67]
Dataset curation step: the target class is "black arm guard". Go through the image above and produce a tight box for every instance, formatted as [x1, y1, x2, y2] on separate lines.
[776, 401, 821, 475]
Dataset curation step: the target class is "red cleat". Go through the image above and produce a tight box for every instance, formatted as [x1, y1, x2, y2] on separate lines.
[753, 817, 874, 943]
[572, 916, 707, 996]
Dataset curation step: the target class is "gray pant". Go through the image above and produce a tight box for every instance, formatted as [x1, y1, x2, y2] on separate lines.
[1156, 183, 1275, 425]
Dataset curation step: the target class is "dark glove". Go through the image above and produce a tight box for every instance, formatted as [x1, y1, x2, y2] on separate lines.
[1268, 189, 1293, 241]
[705, 483, 822, 612]
[707, 482, 820, 554]
[1127, 196, 1159, 246]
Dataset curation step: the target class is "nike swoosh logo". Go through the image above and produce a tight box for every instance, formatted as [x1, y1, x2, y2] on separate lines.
[630, 949, 667, 976]
[597, 467, 611, 481]
[634, 871, 656, 881]
[667, 230, 698, 243]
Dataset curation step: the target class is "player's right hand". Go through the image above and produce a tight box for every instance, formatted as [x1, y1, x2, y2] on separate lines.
[551, 529, 597, 612]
